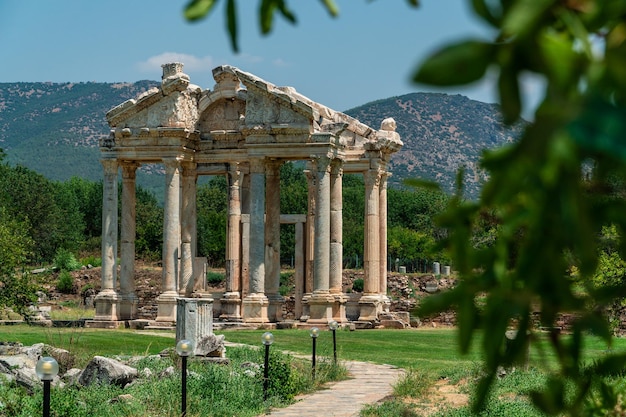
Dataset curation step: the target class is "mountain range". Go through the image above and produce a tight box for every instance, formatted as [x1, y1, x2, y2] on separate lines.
[0, 81, 525, 199]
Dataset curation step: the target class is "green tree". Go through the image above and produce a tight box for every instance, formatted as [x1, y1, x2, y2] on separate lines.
[197, 177, 228, 265]
[0, 206, 38, 319]
[135, 186, 164, 259]
[186, 1, 626, 414]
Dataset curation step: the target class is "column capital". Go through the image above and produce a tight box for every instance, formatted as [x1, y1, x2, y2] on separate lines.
[120, 162, 140, 180]
[162, 156, 182, 170]
[101, 159, 118, 175]
[363, 169, 382, 188]
[249, 158, 265, 173]
[265, 159, 283, 173]
[330, 159, 344, 176]
[311, 155, 333, 173]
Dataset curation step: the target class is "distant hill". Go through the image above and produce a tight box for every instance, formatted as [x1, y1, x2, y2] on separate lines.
[0, 82, 524, 199]
[345, 93, 526, 198]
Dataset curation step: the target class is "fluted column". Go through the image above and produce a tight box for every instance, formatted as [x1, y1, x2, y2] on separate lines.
[92, 159, 120, 323]
[379, 172, 391, 311]
[359, 168, 382, 321]
[241, 170, 251, 298]
[156, 157, 181, 323]
[301, 167, 317, 321]
[329, 160, 343, 293]
[329, 159, 348, 322]
[221, 163, 243, 321]
[179, 162, 197, 297]
[242, 158, 269, 323]
[119, 162, 139, 320]
[308, 156, 334, 324]
[265, 159, 284, 322]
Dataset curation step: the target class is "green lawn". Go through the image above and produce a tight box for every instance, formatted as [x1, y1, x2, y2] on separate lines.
[218, 327, 624, 375]
[1, 325, 175, 366]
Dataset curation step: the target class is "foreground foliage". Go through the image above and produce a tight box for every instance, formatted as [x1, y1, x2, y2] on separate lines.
[0, 343, 345, 417]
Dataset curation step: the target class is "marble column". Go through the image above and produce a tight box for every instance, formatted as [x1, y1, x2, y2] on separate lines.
[293, 220, 305, 320]
[265, 159, 284, 322]
[241, 171, 251, 298]
[156, 157, 181, 323]
[359, 168, 382, 321]
[93, 159, 120, 323]
[119, 162, 139, 320]
[242, 158, 269, 323]
[301, 167, 316, 321]
[379, 171, 391, 312]
[330, 159, 347, 322]
[308, 156, 334, 324]
[221, 163, 243, 321]
[179, 162, 197, 297]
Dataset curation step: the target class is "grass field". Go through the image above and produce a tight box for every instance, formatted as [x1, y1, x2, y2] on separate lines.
[4, 325, 626, 416]
[217, 327, 622, 375]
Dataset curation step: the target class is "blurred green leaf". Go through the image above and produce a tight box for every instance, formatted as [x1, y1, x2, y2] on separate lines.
[471, 0, 500, 27]
[319, 0, 340, 17]
[184, 0, 219, 21]
[260, 0, 296, 34]
[502, 0, 555, 38]
[413, 40, 494, 86]
[226, 0, 239, 52]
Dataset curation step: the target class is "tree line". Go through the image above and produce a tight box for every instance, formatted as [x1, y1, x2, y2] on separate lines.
[0, 151, 451, 272]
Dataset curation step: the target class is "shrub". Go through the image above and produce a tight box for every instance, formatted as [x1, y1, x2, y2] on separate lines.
[53, 249, 81, 272]
[207, 271, 225, 285]
[352, 278, 364, 292]
[80, 254, 102, 268]
[57, 270, 75, 294]
[279, 272, 293, 296]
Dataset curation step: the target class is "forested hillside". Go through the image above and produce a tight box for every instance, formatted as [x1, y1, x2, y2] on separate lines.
[0, 82, 523, 199]
[346, 93, 526, 197]
[0, 81, 159, 182]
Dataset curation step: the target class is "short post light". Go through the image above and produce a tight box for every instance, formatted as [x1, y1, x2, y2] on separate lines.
[309, 327, 319, 381]
[36, 356, 59, 417]
[261, 332, 274, 401]
[328, 320, 339, 365]
[176, 339, 194, 417]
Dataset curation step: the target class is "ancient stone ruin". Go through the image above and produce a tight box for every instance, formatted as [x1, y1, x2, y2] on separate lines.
[88, 63, 402, 328]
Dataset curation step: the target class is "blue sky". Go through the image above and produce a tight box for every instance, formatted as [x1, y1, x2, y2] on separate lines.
[0, 1, 541, 113]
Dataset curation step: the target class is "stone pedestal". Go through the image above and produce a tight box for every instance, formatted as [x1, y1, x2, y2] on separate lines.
[85, 291, 121, 329]
[118, 294, 138, 321]
[176, 298, 214, 352]
[358, 294, 381, 322]
[155, 291, 179, 323]
[219, 292, 242, 322]
[307, 292, 334, 325]
[93, 290, 120, 321]
[332, 294, 349, 323]
[242, 294, 269, 323]
[267, 293, 285, 322]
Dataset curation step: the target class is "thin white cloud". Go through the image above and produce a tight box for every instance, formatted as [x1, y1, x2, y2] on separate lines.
[136, 52, 216, 74]
[272, 58, 291, 67]
[237, 53, 264, 64]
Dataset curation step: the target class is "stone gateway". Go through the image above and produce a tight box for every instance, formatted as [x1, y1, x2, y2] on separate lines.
[88, 63, 402, 328]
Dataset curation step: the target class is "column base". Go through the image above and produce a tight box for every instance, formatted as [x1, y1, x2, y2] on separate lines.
[155, 291, 179, 323]
[331, 293, 349, 323]
[307, 291, 334, 325]
[358, 293, 382, 322]
[219, 292, 243, 322]
[93, 290, 120, 322]
[267, 293, 285, 323]
[299, 293, 312, 322]
[242, 294, 269, 323]
[118, 293, 138, 321]
[380, 294, 391, 314]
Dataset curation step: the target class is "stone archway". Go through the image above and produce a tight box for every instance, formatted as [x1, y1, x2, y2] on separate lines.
[87, 63, 402, 328]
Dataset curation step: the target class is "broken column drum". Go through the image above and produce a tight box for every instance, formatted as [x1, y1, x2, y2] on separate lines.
[91, 62, 403, 326]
